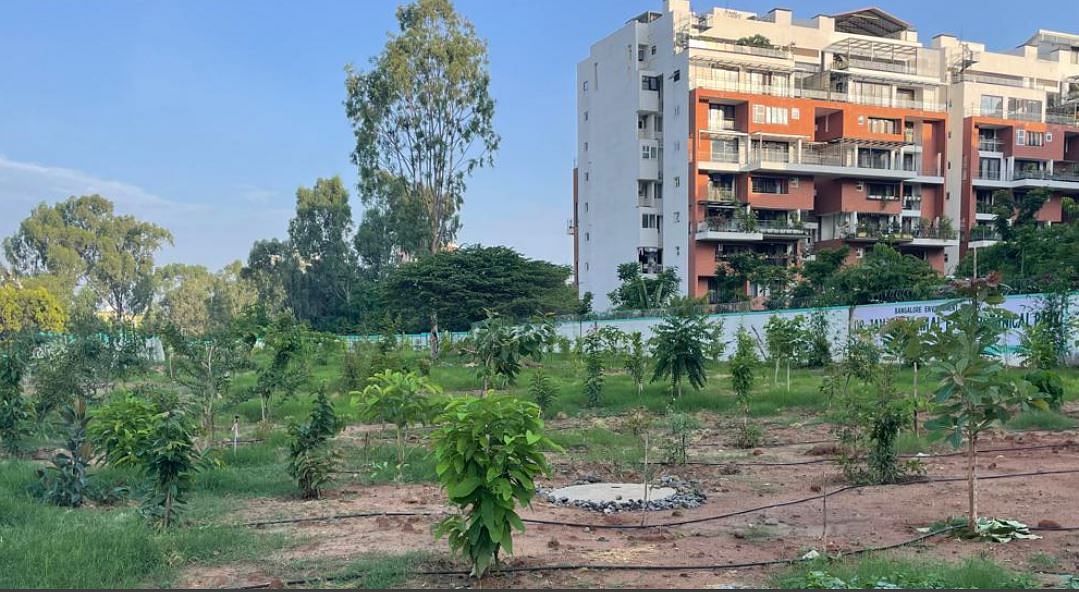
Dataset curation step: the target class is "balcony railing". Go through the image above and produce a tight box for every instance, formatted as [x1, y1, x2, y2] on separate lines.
[699, 217, 806, 236]
[716, 251, 792, 266]
[690, 38, 792, 60]
[966, 105, 1043, 122]
[976, 168, 1003, 181]
[911, 226, 959, 240]
[745, 147, 938, 176]
[1047, 112, 1079, 126]
[757, 219, 808, 235]
[706, 186, 737, 203]
[641, 263, 663, 275]
[693, 78, 946, 111]
[841, 227, 914, 241]
[902, 197, 922, 211]
[975, 201, 995, 214]
[838, 56, 918, 76]
[698, 218, 755, 234]
[969, 226, 1002, 242]
[749, 148, 790, 163]
[867, 192, 901, 202]
[709, 149, 740, 163]
[978, 139, 1003, 152]
[1013, 168, 1079, 183]
[706, 118, 737, 131]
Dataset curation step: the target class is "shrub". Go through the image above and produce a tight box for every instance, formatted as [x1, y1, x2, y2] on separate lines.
[287, 390, 341, 500]
[1024, 369, 1064, 410]
[89, 391, 160, 468]
[582, 331, 604, 408]
[527, 371, 557, 415]
[432, 396, 559, 577]
[37, 398, 92, 507]
[352, 370, 442, 472]
[730, 327, 759, 447]
[663, 412, 699, 464]
[140, 408, 202, 528]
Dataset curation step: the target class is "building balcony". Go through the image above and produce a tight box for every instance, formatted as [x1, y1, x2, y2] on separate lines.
[701, 186, 738, 204]
[973, 167, 1079, 190]
[841, 227, 915, 243]
[695, 218, 764, 242]
[758, 219, 810, 239]
[977, 139, 1003, 152]
[965, 105, 1043, 122]
[975, 201, 995, 215]
[692, 77, 945, 111]
[902, 197, 922, 212]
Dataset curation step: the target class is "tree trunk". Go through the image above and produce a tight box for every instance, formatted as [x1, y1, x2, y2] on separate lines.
[967, 433, 978, 532]
[260, 395, 268, 423]
[785, 361, 791, 392]
[429, 312, 440, 359]
[912, 362, 920, 437]
[774, 359, 780, 386]
[164, 489, 174, 529]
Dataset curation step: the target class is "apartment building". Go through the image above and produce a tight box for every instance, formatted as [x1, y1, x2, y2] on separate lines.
[573, 0, 1079, 310]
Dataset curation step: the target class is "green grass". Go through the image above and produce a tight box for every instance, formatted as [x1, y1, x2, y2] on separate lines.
[0, 460, 287, 588]
[773, 553, 1036, 589]
[1006, 409, 1078, 431]
[280, 551, 432, 589]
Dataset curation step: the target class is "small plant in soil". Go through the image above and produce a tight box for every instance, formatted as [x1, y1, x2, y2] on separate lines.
[352, 369, 442, 477]
[432, 396, 560, 577]
[582, 330, 605, 408]
[925, 274, 1047, 532]
[662, 411, 699, 465]
[527, 370, 557, 415]
[287, 387, 341, 499]
[37, 397, 92, 507]
[730, 327, 760, 448]
[140, 407, 203, 528]
[623, 331, 647, 397]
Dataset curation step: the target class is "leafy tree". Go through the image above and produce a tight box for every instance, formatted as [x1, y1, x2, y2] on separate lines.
[37, 398, 92, 507]
[582, 331, 604, 408]
[650, 300, 710, 398]
[925, 274, 1046, 531]
[140, 408, 203, 529]
[32, 315, 148, 415]
[607, 263, 679, 310]
[4, 195, 172, 319]
[353, 369, 442, 469]
[764, 315, 802, 390]
[730, 328, 759, 446]
[824, 244, 942, 306]
[380, 245, 575, 334]
[881, 317, 928, 435]
[0, 334, 37, 454]
[0, 284, 66, 336]
[345, 0, 499, 257]
[623, 331, 647, 397]
[287, 177, 360, 328]
[249, 314, 312, 422]
[956, 214, 1077, 289]
[287, 389, 342, 499]
[468, 315, 553, 394]
[162, 326, 245, 441]
[432, 396, 558, 577]
[802, 310, 832, 368]
[577, 292, 594, 316]
[153, 262, 255, 337]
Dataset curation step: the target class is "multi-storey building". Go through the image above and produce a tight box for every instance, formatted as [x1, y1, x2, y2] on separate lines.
[573, 0, 1079, 310]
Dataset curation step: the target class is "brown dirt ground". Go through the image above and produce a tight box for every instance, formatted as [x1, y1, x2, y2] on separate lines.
[176, 426, 1079, 589]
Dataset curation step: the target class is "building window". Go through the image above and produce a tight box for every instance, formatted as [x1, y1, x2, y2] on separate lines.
[980, 95, 1003, 117]
[641, 214, 662, 229]
[584, 172, 589, 181]
[585, 232, 590, 241]
[650, 45, 656, 55]
[584, 202, 589, 212]
[583, 80, 589, 92]
[752, 105, 788, 125]
[866, 183, 900, 200]
[672, 69, 681, 82]
[867, 117, 899, 134]
[642, 145, 651, 159]
[641, 75, 661, 91]
[655, 115, 663, 131]
[637, 44, 647, 61]
[584, 111, 588, 121]
[1015, 129, 1026, 146]
[674, 211, 680, 222]
[1008, 97, 1042, 119]
[674, 176, 680, 187]
[751, 177, 789, 194]
[584, 142, 588, 152]
[791, 107, 800, 120]
[674, 140, 680, 152]
[1027, 131, 1045, 146]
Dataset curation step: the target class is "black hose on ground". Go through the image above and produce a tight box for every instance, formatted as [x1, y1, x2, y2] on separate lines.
[241, 467, 1079, 530]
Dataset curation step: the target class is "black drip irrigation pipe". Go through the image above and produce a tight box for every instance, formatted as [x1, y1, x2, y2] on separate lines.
[236, 525, 966, 588]
[650, 442, 1079, 468]
[240, 467, 1079, 531]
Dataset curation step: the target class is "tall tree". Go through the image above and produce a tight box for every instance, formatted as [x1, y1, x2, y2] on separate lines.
[608, 263, 680, 310]
[288, 177, 358, 328]
[345, 0, 499, 257]
[3, 195, 172, 319]
[346, 0, 499, 353]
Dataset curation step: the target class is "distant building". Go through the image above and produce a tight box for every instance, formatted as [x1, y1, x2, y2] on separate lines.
[573, 1, 1079, 310]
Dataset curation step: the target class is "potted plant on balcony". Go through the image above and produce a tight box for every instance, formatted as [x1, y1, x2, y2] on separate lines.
[856, 222, 869, 238]
[938, 216, 956, 240]
[735, 208, 759, 232]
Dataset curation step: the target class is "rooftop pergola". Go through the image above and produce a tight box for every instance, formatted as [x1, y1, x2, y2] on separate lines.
[824, 37, 919, 63]
[832, 8, 912, 38]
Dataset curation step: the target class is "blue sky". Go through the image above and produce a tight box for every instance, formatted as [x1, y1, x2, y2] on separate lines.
[2, 0, 1076, 270]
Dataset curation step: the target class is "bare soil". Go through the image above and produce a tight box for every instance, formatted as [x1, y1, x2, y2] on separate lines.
[177, 425, 1079, 589]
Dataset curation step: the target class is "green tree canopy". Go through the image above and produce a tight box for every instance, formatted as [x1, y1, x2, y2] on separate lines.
[345, 0, 499, 257]
[380, 245, 575, 332]
[0, 284, 66, 337]
[608, 263, 680, 310]
[3, 195, 172, 319]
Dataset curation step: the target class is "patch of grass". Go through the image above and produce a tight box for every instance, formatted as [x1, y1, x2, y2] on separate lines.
[0, 460, 286, 589]
[1006, 409, 1077, 431]
[1027, 552, 1059, 571]
[895, 431, 935, 455]
[281, 551, 432, 589]
[550, 427, 644, 465]
[773, 553, 1036, 589]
